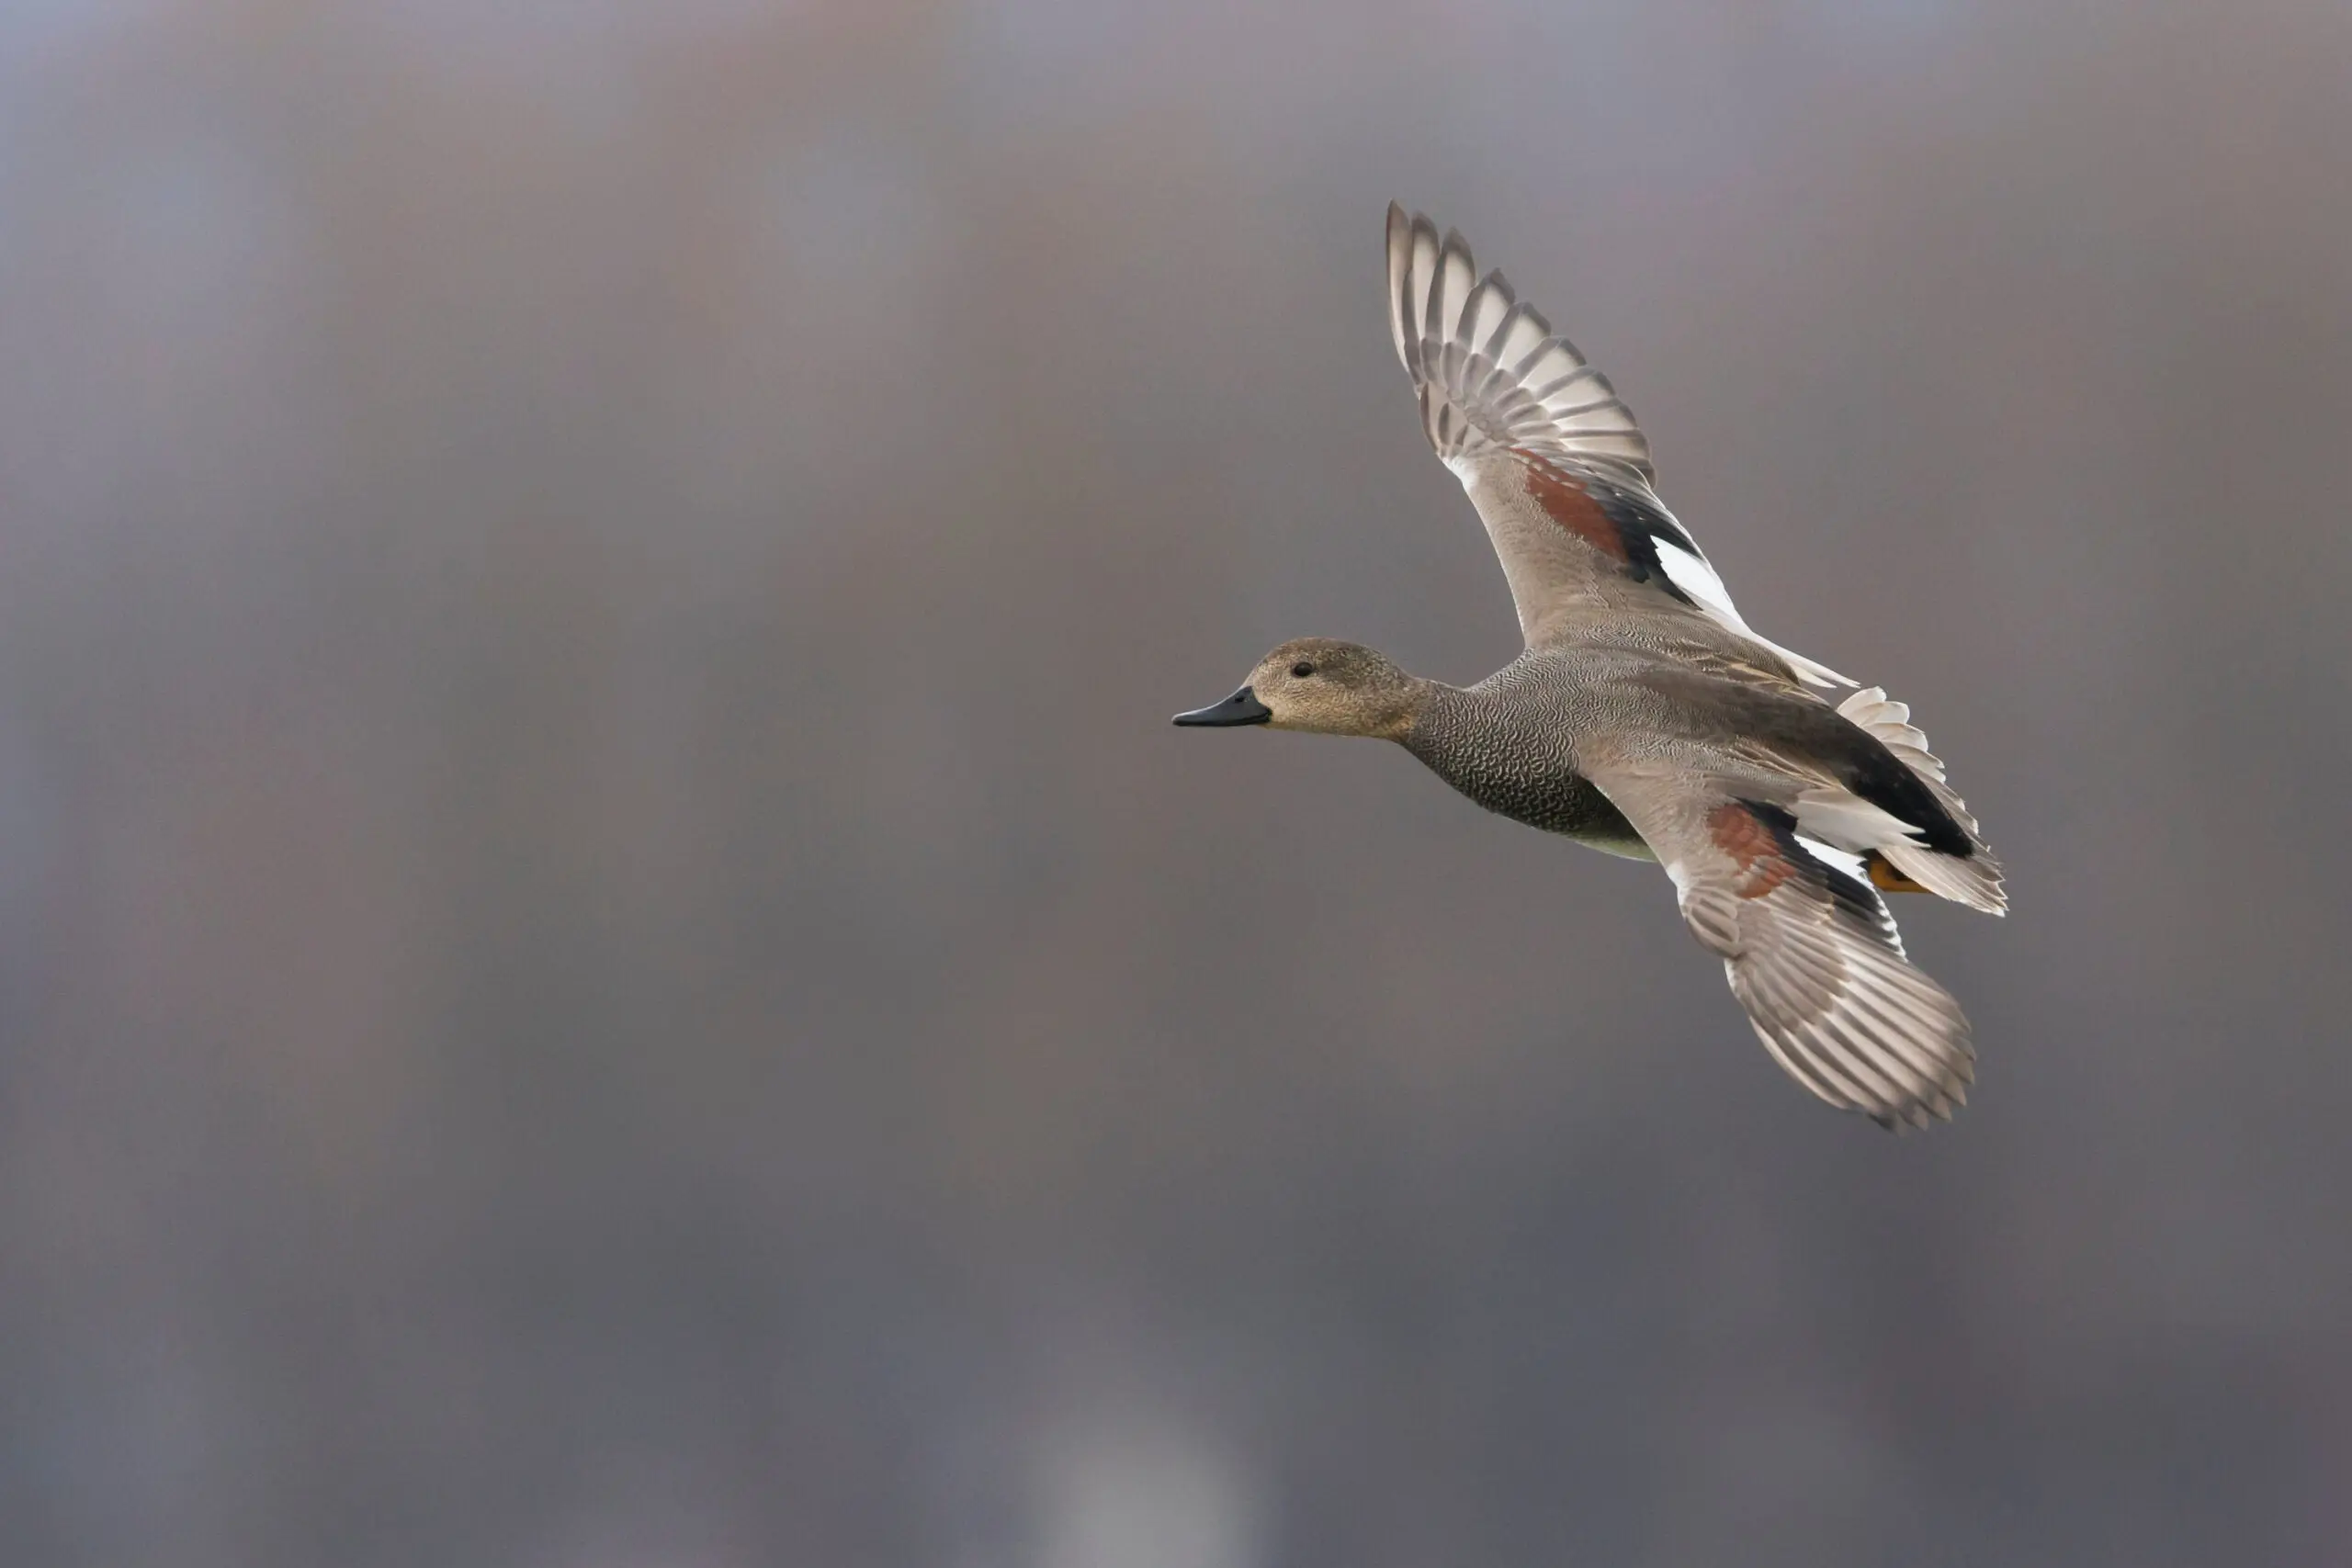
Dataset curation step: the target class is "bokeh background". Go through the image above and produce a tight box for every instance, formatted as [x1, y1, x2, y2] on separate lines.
[6, 2, 2350, 1563]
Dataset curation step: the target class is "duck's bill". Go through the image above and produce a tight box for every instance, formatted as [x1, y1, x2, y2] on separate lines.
[1172, 686, 1272, 727]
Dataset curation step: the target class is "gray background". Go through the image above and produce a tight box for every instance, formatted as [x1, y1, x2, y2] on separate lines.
[5, 2, 2349, 1563]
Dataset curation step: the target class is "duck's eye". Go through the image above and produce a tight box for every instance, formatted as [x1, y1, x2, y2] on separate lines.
[1290, 660, 1316, 679]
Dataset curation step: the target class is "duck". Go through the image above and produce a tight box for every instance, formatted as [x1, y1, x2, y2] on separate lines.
[1175, 205, 2006, 1130]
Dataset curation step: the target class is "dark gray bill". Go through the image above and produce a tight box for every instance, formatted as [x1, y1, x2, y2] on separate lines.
[1172, 685, 1272, 727]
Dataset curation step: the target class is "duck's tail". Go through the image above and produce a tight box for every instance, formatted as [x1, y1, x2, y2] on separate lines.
[1832, 686, 2006, 915]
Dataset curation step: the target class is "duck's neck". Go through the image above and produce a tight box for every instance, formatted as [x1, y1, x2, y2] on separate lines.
[1396, 677, 1483, 753]
[1320, 670, 1447, 744]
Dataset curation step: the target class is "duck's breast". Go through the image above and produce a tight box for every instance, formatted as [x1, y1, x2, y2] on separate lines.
[1404, 694, 1653, 858]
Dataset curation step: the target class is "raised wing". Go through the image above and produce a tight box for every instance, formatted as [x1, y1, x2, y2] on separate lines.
[1587, 768, 1976, 1128]
[1385, 204, 1849, 688]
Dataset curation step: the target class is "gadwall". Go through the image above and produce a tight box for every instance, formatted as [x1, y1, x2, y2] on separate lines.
[1176, 206, 2005, 1130]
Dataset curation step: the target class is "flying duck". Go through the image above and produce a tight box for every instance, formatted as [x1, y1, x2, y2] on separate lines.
[1176, 206, 2006, 1129]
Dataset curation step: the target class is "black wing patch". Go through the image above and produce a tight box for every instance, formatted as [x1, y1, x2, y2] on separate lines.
[1740, 800, 1889, 926]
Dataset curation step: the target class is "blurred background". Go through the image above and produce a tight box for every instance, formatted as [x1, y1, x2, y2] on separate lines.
[5, 1, 2350, 1563]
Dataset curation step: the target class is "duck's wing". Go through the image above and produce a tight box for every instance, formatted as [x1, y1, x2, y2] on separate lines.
[1385, 205, 1849, 689]
[1582, 763, 1975, 1128]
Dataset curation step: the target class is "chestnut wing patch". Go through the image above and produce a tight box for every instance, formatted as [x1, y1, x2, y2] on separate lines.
[1518, 448, 1719, 610]
[1706, 800, 1885, 924]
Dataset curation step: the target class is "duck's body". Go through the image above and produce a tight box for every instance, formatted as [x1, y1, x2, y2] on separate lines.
[1177, 207, 2007, 1130]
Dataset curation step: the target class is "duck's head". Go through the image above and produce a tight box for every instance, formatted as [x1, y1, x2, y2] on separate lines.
[1172, 637, 1424, 739]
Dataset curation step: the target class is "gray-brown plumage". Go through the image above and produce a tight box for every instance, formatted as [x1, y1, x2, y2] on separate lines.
[1175, 206, 2007, 1131]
